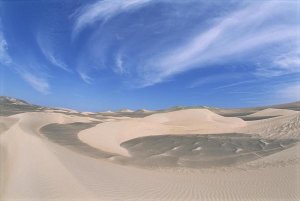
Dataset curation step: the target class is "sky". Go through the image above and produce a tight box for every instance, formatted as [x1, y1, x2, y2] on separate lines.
[0, 0, 299, 111]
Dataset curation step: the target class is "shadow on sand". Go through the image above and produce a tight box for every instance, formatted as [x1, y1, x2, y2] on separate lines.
[41, 123, 298, 169]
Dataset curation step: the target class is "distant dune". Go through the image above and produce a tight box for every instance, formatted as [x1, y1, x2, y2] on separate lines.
[0, 96, 300, 201]
[245, 108, 298, 117]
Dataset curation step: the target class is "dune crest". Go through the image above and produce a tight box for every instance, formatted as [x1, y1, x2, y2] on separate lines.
[78, 109, 247, 156]
[1, 98, 300, 200]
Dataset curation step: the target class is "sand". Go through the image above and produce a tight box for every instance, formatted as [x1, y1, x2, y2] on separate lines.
[121, 133, 297, 168]
[245, 108, 298, 117]
[1, 103, 300, 200]
[78, 109, 247, 156]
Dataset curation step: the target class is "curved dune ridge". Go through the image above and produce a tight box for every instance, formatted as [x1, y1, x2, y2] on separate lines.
[1, 104, 300, 200]
[78, 109, 247, 156]
[245, 108, 299, 117]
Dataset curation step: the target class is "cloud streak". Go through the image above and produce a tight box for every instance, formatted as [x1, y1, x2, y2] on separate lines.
[214, 80, 257, 90]
[273, 50, 300, 72]
[2, 0, 299, 107]
[188, 73, 248, 88]
[78, 71, 93, 84]
[21, 72, 50, 94]
[114, 52, 126, 74]
[0, 19, 51, 94]
[72, 0, 154, 36]
[275, 83, 300, 102]
[138, 1, 299, 86]
[36, 33, 71, 72]
[0, 29, 11, 65]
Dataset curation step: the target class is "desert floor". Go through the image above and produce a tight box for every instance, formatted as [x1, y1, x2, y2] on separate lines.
[1, 100, 300, 201]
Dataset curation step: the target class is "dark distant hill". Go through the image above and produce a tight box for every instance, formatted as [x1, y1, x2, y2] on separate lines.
[0, 96, 44, 116]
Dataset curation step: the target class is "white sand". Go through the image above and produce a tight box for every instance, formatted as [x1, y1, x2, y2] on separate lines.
[79, 109, 246, 156]
[1, 108, 300, 201]
[135, 109, 153, 113]
[238, 112, 300, 139]
[81, 112, 97, 115]
[245, 108, 299, 117]
[0, 112, 99, 200]
[117, 109, 134, 113]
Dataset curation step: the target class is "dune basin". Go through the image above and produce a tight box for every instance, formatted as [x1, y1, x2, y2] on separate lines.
[0, 97, 300, 201]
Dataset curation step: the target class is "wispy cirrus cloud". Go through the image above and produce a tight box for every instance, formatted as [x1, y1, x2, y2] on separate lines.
[273, 50, 300, 72]
[114, 52, 126, 75]
[0, 18, 51, 94]
[275, 83, 300, 102]
[0, 35, 11, 65]
[188, 73, 249, 88]
[78, 71, 93, 84]
[214, 80, 257, 90]
[21, 72, 50, 94]
[72, 0, 154, 36]
[254, 48, 300, 77]
[245, 80, 300, 105]
[0, 25, 11, 65]
[137, 1, 299, 86]
[1, 0, 299, 111]
[36, 33, 71, 72]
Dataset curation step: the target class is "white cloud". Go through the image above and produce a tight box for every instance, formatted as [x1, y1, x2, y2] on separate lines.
[47, 54, 70, 72]
[139, 1, 299, 86]
[0, 21, 50, 94]
[188, 73, 246, 88]
[114, 52, 126, 74]
[275, 83, 300, 102]
[274, 50, 300, 72]
[214, 80, 256, 90]
[36, 33, 71, 72]
[21, 72, 50, 94]
[0, 32, 11, 65]
[78, 71, 93, 84]
[72, 0, 153, 36]
[255, 50, 300, 77]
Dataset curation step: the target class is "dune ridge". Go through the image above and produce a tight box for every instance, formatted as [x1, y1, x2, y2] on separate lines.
[1, 98, 300, 200]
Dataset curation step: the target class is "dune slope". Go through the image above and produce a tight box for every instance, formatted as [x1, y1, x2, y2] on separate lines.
[1, 99, 300, 201]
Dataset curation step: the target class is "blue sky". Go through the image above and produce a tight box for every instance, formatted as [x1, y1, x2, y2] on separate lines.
[0, 0, 299, 111]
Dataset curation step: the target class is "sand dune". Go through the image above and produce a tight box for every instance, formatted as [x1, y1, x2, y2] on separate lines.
[135, 109, 153, 113]
[1, 98, 300, 200]
[0, 116, 18, 134]
[78, 109, 247, 156]
[238, 112, 300, 139]
[245, 108, 298, 117]
[0, 113, 99, 200]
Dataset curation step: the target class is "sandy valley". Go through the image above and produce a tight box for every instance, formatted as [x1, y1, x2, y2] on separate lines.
[0, 97, 299, 201]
